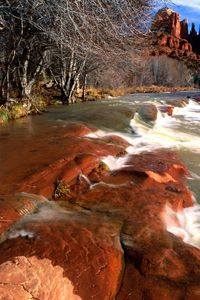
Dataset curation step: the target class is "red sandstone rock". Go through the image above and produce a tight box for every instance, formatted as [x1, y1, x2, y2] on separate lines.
[167, 36, 174, 48]
[158, 105, 174, 116]
[151, 8, 200, 69]
[152, 8, 181, 39]
[117, 233, 200, 300]
[0, 213, 124, 300]
[157, 33, 168, 46]
[101, 135, 129, 148]
[0, 123, 199, 300]
[0, 194, 46, 235]
[17, 124, 126, 197]
[62, 123, 96, 137]
[180, 40, 191, 51]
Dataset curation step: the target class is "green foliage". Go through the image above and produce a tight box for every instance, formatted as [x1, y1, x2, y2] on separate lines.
[0, 110, 9, 124]
[54, 180, 71, 199]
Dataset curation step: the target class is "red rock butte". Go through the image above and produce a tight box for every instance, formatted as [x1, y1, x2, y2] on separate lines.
[151, 7, 200, 70]
[152, 8, 181, 39]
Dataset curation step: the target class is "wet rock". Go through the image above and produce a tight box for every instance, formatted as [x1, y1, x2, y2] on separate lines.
[116, 259, 184, 300]
[62, 123, 96, 137]
[166, 184, 182, 193]
[1, 124, 200, 300]
[101, 135, 129, 148]
[0, 193, 46, 235]
[166, 99, 188, 107]
[159, 105, 174, 116]
[117, 233, 200, 300]
[18, 124, 127, 198]
[117, 151, 189, 180]
[137, 104, 158, 122]
[0, 206, 124, 300]
[192, 96, 200, 103]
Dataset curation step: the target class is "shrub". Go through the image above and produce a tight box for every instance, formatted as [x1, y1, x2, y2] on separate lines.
[10, 104, 28, 119]
[31, 95, 48, 113]
[0, 110, 9, 124]
[54, 180, 71, 199]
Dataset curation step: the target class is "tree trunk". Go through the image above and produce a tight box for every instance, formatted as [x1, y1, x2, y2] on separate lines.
[19, 55, 44, 99]
[66, 56, 87, 104]
[0, 66, 10, 103]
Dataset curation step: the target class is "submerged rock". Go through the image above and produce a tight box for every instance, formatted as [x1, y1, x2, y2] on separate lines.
[137, 104, 158, 122]
[166, 99, 188, 107]
[158, 105, 174, 116]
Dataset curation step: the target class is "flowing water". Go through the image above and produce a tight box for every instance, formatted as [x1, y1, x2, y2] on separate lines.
[0, 91, 200, 247]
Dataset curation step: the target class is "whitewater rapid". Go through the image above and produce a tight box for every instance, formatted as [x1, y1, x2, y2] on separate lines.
[86, 98, 200, 248]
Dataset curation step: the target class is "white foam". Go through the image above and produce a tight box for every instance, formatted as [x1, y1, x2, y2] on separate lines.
[8, 229, 35, 239]
[189, 172, 200, 180]
[85, 129, 106, 139]
[79, 173, 91, 185]
[173, 100, 200, 122]
[102, 155, 130, 171]
[129, 109, 200, 154]
[91, 181, 129, 189]
[163, 204, 200, 248]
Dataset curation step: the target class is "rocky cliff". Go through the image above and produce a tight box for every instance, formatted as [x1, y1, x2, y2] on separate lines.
[151, 7, 200, 71]
[152, 8, 181, 38]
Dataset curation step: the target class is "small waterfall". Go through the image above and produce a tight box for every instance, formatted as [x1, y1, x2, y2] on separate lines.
[173, 100, 200, 123]
[102, 155, 130, 171]
[128, 104, 200, 154]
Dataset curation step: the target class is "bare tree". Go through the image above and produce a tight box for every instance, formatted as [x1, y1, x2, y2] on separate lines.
[0, 0, 154, 104]
[0, 0, 50, 103]
[45, 0, 153, 103]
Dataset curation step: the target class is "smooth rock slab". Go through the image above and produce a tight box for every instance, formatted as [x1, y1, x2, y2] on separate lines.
[0, 206, 124, 300]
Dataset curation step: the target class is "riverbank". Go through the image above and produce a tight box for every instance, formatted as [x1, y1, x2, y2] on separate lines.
[86, 85, 197, 100]
[0, 95, 49, 125]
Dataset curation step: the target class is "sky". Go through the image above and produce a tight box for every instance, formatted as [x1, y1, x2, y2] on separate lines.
[160, 0, 200, 31]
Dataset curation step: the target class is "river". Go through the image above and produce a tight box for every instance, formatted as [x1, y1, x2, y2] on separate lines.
[1, 91, 200, 201]
[0, 91, 200, 298]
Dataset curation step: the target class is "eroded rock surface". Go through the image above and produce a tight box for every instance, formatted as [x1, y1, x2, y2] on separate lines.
[0, 123, 200, 300]
[0, 209, 123, 300]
